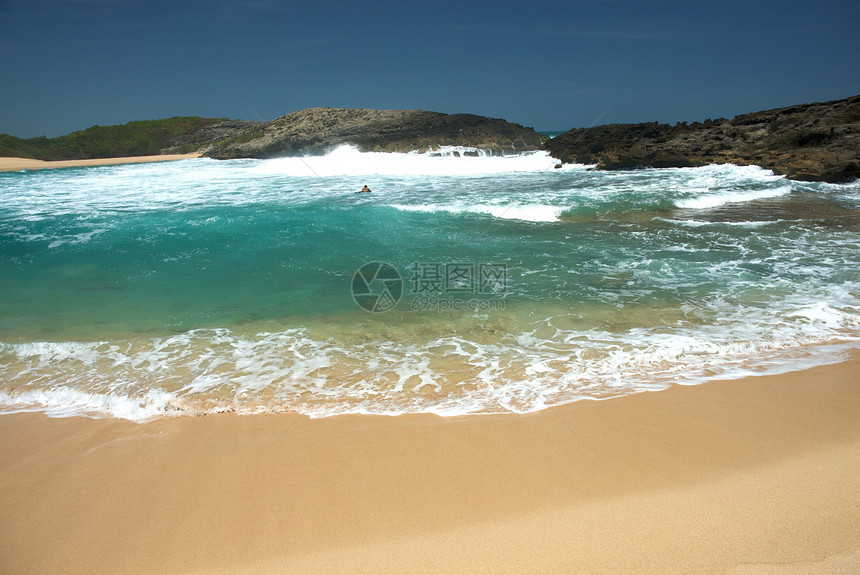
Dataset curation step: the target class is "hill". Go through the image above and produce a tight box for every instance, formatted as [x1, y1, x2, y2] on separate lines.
[195, 108, 548, 159]
[0, 117, 225, 161]
[1, 110, 547, 162]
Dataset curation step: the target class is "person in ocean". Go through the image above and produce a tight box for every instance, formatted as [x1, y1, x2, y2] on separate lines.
[359, 185, 372, 193]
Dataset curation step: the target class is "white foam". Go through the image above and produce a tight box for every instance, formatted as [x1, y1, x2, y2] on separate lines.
[1, 290, 858, 422]
[252, 145, 561, 177]
[675, 184, 792, 209]
[656, 218, 782, 228]
[46, 228, 110, 249]
[0, 148, 571, 222]
[0, 386, 181, 421]
[391, 203, 564, 222]
[788, 302, 852, 329]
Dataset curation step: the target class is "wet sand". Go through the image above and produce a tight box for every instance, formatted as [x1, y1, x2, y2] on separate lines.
[0, 153, 201, 172]
[0, 355, 858, 574]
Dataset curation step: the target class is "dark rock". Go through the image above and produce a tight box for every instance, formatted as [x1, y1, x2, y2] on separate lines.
[192, 108, 547, 160]
[163, 120, 264, 155]
[543, 95, 860, 183]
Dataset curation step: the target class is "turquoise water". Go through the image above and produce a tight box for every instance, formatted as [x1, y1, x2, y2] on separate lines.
[1, 146, 858, 419]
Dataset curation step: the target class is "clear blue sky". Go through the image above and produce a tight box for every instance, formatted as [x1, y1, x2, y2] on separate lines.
[1, 0, 858, 137]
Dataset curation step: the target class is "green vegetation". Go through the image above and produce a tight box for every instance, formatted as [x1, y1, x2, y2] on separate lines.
[0, 117, 224, 160]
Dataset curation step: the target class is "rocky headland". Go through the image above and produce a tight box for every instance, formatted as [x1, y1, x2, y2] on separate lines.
[543, 95, 860, 183]
[5, 98, 858, 182]
[170, 108, 548, 159]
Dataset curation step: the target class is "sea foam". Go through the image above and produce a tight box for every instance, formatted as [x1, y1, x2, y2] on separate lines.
[675, 184, 792, 209]
[391, 203, 564, 222]
[251, 145, 565, 177]
[1, 288, 857, 422]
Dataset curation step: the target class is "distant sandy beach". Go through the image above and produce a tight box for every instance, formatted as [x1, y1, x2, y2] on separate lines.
[1, 354, 858, 574]
[0, 153, 201, 172]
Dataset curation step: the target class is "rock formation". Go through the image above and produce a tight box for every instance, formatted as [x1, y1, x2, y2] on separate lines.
[173, 108, 547, 159]
[543, 95, 860, 182]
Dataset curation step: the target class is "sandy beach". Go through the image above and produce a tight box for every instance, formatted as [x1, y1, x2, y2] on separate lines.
[0, 354, 858, 574]
[0, 153, 201, 172]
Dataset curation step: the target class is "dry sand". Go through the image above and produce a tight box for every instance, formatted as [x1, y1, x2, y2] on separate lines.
[0, 153, 201, 172]
[0, 355, 858, 574]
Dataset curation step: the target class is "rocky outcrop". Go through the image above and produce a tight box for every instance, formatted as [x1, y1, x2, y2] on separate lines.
[189, 108, 547, 159]
[543, 95, 860, 182]
[162, 120, 263, 155]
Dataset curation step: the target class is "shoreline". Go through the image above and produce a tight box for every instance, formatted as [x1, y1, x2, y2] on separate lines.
[0, 153, 202, 172]
[1, 353, 858, 573]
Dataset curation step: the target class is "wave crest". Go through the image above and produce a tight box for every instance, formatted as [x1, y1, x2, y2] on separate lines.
[251, 145, 564, 177]
[391, 203, 564, 222]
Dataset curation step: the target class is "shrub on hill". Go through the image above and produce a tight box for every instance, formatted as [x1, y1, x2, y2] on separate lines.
[0, 117, 224, 160]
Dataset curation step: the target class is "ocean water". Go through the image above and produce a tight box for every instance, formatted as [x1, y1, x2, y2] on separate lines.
[1, 145, 858, 421]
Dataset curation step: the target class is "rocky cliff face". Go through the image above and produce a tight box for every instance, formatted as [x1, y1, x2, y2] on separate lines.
[176, 108, 547, 159]
[163, 120, 263, 155]
[543, 95, 860, 183]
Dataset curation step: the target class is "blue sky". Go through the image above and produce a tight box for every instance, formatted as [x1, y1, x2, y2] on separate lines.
[1, 0, 858, 137]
